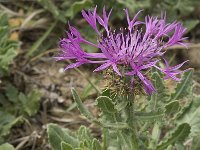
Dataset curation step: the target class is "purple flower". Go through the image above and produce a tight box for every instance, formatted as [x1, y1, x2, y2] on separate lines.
[56, 7, 189, 95]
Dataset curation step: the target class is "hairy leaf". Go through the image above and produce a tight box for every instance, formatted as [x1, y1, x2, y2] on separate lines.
[149, 71, 168, 112]
[156, 123, 191, 150]
[47, 124, 79, 150]
[92, 139, 102, 150]
[177, 96, 200, 136]
[0, 143, 15, 150]
[77, 126, 93, 148]
[96, 96, 117, 113]
[165, 100, 180, 115]
[171, 70, 193, 100]
[61, 142, 73, 150]
[71, 88, 95, 120]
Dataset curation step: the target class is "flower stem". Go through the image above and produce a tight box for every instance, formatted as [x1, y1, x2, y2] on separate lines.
[126, 95, 139, 150]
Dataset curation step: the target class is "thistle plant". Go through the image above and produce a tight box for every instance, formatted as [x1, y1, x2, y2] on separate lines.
[47, 7, 199, 150]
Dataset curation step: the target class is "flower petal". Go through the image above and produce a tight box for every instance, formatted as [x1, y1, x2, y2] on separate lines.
[93, 62, 112, 72]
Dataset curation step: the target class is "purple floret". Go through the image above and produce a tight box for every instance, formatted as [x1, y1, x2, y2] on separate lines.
[55, 6, 189, 95]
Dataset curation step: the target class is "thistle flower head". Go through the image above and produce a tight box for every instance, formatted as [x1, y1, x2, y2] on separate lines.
[56, 6, 189, 95]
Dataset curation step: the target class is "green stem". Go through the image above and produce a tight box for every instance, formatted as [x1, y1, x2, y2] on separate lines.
[126, 95, 139, 150]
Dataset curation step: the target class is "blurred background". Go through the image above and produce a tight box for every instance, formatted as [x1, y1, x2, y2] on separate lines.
[0, 0, 200, 149]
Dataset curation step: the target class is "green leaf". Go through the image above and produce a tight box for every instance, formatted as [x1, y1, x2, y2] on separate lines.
[149, 71, 168, 112]
[149, 123, 162, 149]
[77, 126, 93, 148]
[92, 139, 102, 150]
[66, 0, 93, 18]
[100, 122, 129, 129]
[151, 72, 167, 98]
[191, 135, 200, 150]
[0, 12, 19, 76]
[135, 112, 164, 121]
[165, 100, 180, 115]
[171, 70, 193, 100]
[71, 88, 95, 120]
[0, 143, 15, 150]
[0, 111, 22, 136]
[117, 131, 133, 150]
[47, 124, 79, 150]
[177, 96, 200, 136]
[19, 90, 41, 116]
[183, 19, 199, 33]
[61, 142, 73, 150]
[156, 123, 191, 150]
[101, 89, 111, 97]
[0, 13, 8, 26]
[0, 47, 17, 75]
[151, 123, 161, 143]
[101, 89, 117, 100]
[0, 94, 6, 105]
[5, 84, 18, 103]
[81, 79, 98, 99]
[96, 96, 117, 113]
[115, 100, 128, 112]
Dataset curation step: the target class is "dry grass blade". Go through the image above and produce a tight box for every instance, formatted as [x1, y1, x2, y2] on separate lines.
[20, 9, 44, 28]
[0, 4, 23, 17]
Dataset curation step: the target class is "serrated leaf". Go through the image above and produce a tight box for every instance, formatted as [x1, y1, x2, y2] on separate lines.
[151, 72, 167, 97]
[156, 123, 191, 150]
[176, 99, 192, 119]
[177, 96, 200, 136]
[47, 124, 79, 150]
[96, 96, 117, 113]
[19, 90, 41, 116]
[165, 100, 180, 115]
[61, 142, 73, 150]
[0, 12, 19, 76]
[149, 72, 168, 111]
[101, 89, 117, 100]
[171, 70, 193, 100]
[0, 143, 15, 150]
[71, 88, 95, 120]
